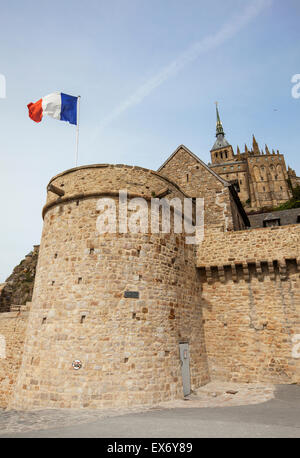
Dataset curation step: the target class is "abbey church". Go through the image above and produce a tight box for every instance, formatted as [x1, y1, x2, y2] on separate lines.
[208, 105, 300, 211]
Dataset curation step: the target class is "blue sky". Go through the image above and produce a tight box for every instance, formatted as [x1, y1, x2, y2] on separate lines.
[0, 0, 299, 281]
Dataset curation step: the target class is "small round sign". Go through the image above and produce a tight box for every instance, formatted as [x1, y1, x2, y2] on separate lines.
[72, 360, 82, 370]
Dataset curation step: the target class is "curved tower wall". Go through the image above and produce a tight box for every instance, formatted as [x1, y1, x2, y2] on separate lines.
[11, 165, 209, 409]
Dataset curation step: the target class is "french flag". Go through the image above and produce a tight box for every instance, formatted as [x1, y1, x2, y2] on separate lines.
[27, 92, 79, 125]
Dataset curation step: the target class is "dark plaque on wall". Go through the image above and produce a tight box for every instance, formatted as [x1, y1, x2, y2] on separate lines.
[124, 291, 139, 299]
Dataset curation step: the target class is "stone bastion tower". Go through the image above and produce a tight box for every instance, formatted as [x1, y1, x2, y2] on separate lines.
[10, 164, 209, 409]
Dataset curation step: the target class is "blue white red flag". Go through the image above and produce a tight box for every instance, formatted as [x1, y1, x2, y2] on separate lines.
[27, 92, 78, 125]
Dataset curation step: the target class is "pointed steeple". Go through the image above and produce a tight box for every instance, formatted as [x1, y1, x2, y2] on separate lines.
[265, 145, 270, 155]
[211, 103, 230, 151]
[245, 144, 249, 155]
[252, 135, 260, 155]
[216, 102, 224, 136]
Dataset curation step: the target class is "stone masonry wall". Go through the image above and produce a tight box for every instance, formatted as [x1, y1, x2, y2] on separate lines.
[198, 225, 300, 384]
[197, 225, 300, 269]
[10, 165, 209, 410]
[45, 164, 185, 208]
[201, 270, 300, 384]
[159, 147, 238, 231]
[0, 310, 29, 408]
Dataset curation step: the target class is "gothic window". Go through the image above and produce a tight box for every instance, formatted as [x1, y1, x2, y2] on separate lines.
[276, 164, 283, 179]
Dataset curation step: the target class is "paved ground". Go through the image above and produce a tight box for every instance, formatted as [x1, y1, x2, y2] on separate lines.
[0, 384, 299, 438]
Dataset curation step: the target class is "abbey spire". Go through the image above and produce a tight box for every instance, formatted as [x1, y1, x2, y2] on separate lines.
[216, 102, 225, 136]
[211, 103, 230, 152]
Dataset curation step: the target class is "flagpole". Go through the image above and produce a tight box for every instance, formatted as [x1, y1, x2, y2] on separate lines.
[75, 95, 81, 167]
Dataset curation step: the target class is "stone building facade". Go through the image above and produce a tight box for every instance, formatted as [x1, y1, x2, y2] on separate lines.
[208, 105, 299, 211]
[0, 141, 299, 410]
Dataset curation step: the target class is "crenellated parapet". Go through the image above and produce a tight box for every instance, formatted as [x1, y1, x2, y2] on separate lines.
[197, 225, 300, 284]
